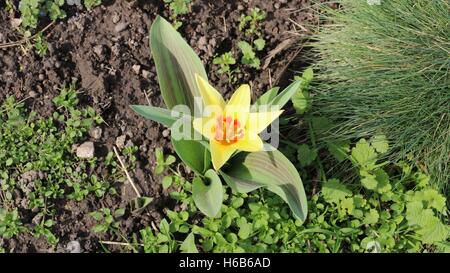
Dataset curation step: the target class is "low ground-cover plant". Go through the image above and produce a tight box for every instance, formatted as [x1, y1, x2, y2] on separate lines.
[0, 83, 118, 246]
[310, 0, 450, 196]
[131, 16, 308, 221]
[105, 134, 448, 253]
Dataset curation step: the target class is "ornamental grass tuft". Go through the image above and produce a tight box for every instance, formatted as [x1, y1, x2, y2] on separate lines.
[310, 0, 450, 195]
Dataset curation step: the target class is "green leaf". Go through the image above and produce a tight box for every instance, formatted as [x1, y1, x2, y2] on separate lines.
[192, 170, 223, 218]
[363, 209, 379, 225]
[321, 179, 352, 204]
[130, 105, 184, 128]
[419, 218, 449, 244]
[254, 38, 265, 51]
[180, 232, 198, 253]
[171, 138, 210, 175]
[254, 87, 279, 107]
[370, 134, 389, 154]
[302, 68, 314, 83]
[150, 16, 208, 111]
[297, 144, 317, 167]
[292, 90, 310, 114]
[221, 148, 308, 222]
[162, 176, 173, 190]
[253, 81, 301, 112]
[130, 197, 154, 213]
[351, 139, 377, 170]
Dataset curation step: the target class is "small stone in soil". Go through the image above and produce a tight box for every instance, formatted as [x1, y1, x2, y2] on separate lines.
[28, 91, 38, 98]
[132, 64, 141, 74]
[162, 129, 170, 138]
[115, 22, 129, 33]
[116, 135, 127, 149]
[142, 69, 150, 79]
[112, 13, 121, 24]
[66, 241, 82, 253]
[89, 127, 102, 140]
[93, 44, 104, 58]
[76, 142, 95, 158]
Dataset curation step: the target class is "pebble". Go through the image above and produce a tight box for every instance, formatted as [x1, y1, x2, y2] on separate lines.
[66, 241, 82, 253]
[93, 44, 104, 58]
[89, 127, 102, 140]
[132, 64, 141, 74]
[54, 61, 61, 68]
[38, 73, 45, 81]
[76, 142, 95, 158]
[142, 69, 150, 79]
[115, 22, 128, 33]
[28, 91, 38, 98]
[115, 135, 127, 149]
[112, 13, 121, 24]
[162, 129, 170, 138]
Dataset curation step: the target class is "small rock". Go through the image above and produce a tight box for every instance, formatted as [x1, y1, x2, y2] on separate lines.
[89, 127, 102, 140]
[162, 129, 170, 138]
[115, 22, 128, 33]
[112, 13, 121, 24]
[142, 69, 150, 79]
[38, 73, 45, 81]
[28, 91, 38, 98]
[237, 4, 244, 10]
[93, 44, 104, 58]
[274, 2, 281, 9]
[54, 61, 61, 68]
[76, 142, 95, 158]
[116, 135, 126, 149]
[132, 64, 141, 74]
[66, 241, 82, 253]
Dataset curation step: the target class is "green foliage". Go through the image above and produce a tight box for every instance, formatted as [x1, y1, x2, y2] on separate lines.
[213, 52, 237, 82]
[163, 0, 192, 29]
[311, 0, 450, 194]
[0, 209, 27, 239]
[17, 0, 102, 30]
[0, 83, 118, 245]
[90, 208, 125, 234]
[292, 68, 313, 114]
[239, 7, 266, 37]
[84, 0, 102, 10]
[33, 32, 48, 57]
[237, 40, 264, 69]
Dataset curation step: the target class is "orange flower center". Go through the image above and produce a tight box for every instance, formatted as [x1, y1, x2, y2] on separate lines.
[214, 115, 244, 145]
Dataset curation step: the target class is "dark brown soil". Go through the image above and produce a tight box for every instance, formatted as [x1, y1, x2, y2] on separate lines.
[0, 0, 321, 252]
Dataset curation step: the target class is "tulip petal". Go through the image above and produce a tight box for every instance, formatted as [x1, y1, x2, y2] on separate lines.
[195, 74, 226, 110]
[210, 140, 237, 170]
[225, 84, 251, 124]
[247, 110, 284, 134]
[233, 132, 264, 152]
[193, 116, 215, 140]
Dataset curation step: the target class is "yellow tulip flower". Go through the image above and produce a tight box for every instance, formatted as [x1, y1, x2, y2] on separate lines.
[193, 74, 283, 170]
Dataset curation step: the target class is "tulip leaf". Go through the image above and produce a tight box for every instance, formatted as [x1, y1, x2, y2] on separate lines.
[220, 171, 262, 193]
[192, 170, 223, 218]
[130, 105, 185, 128]
[150, 15, 208, 112]
[172, 138, 211, 175]
[252, 80, 301, 112]
[221, 148, 308, 222]
[253, 87, 280, 107]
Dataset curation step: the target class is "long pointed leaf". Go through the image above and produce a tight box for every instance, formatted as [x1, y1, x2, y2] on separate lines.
[130, 105, 183, 128]
[221, 149, 308, 222]
[150, 16, 208, 112]
[252, 81, 301, 112]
